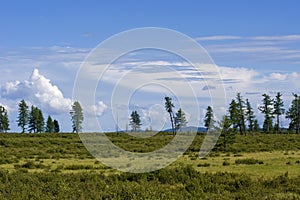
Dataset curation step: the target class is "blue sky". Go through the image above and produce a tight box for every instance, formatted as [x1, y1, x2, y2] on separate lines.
[1, 1, 300, 132]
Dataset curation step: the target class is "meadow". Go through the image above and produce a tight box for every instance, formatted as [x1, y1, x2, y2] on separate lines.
[0, 132, 299, 199]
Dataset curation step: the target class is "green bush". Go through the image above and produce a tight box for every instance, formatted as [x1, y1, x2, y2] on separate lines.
[64, 164, 94, 170]
[197, 163, 210, 167]
[223, 161, 230, 166]
[235, 158, 264, 165]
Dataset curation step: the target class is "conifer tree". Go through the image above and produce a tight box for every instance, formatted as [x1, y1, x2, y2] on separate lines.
[273, 92, 285, 133]
[70, 101, 84, 133]
[0, 105, 10, 133]
[129, 110, 142, 131]
[17, 100, 29, 133]
[245, 99, 256, 136]
[46, 115, 54, 133]
[54, 119, 60, 133]
[259, 94, 274, 133]
[286, 93, 300, 134]
[175, 108, 187, 132]
[204, 106, 215, 131]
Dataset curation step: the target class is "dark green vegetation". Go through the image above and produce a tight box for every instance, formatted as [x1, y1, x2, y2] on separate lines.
[0, 133, 299, 199]
[1, 165, 300, 199]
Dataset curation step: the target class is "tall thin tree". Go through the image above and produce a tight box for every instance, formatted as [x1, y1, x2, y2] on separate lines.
[245, 99, 255, 136]
[36, 109, 44, 133]
[53, 119, 60, 133]
[17, 99, 28, 133]
[218, 115, 234, 151]
[28, 106, 39, 133]
[129, 110, 141, 131]
[204, 106, 215, 131]
[0, 105, 10, 133]
[236, 93, 246, 136]
[164, 97, 176, 136]
[259, 93, 274, 134]
[228, 99, 239, 133]
[70, 101, 84, 133]
[273, 92, 285, 134]
[286, 93, 300, 134]
[175, 108, 187, 132]
[46, 115, 54, 133]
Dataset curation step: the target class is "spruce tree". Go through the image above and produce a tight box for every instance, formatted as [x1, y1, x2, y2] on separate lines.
[46, 115, 54, 133]
[218, 115, 234, 151]
[53, 120, 60, 133]
[259, 94, 274, 133]
[236, 93, 246, 136]
[17, 100, 29, 133]
[228, 99, 239, 133]
[28, 106, 39, 133]
[273, 92, 285, 133]
[286, 93, 300, 134]
[204, 106, 215, 131]
[164, 97, 176, 136]
[175, 108, 187, 132]
[245, 99, 255, 136]
[0, 105, 10, 133]
[37, 109, 44, 133]
[70, 101, 84, 133]
[130, 111, 141, 131]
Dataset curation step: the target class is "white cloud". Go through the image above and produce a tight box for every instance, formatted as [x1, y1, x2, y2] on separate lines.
[30, 69, 72, 113]
[196, 34, 300, 42]
[219, 66, 259, 84]
[1, 69, 72, 114]
[196, 35, 242, 41]
[92, 101, 107, 116]
[269, 73, 287, 81]
[249, 35, 300, 41]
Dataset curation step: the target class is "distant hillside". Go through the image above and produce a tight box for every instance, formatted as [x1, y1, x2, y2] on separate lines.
[163, 126, 206, 133]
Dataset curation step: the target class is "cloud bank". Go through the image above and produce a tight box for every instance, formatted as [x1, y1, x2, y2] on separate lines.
[1, 69, 72, 114]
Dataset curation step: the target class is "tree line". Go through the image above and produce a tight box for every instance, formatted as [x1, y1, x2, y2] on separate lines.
[1, 92, 300, 134]
[16, 100, 60, 133]
[128, 97, 187, 134]
[204, 92, 300, 135]
[0, 99, 85, 133]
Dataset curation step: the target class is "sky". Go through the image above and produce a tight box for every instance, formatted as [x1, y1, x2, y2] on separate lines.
[1, 0, 300, 132]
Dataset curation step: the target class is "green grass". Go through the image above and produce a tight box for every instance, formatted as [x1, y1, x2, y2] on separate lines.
[0, 132, 299, 177]
[0, 132, 300, 199]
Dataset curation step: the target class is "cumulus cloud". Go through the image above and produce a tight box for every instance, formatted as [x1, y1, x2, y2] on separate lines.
[219, 66, 259, 83]
[269, 73, 287, 81]
[91, 101, 107, 116]
[1, 69, 72, 114]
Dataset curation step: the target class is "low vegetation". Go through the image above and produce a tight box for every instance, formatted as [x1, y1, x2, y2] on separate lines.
[0, 132, 299, 199]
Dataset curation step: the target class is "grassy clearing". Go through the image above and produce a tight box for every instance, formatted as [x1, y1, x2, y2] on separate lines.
[176, 151, 300, 179]
[0, 132, 299, 179]
[0, 132, 300, 199]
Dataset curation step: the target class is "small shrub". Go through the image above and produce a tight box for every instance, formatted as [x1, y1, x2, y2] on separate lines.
[235, 158, 263, 165]
[21, 160, 46, 169]
[223, 161, 230, 166]
[18, 168, 28, 173]
[234, 154, 243, 157]
[197, 163, 210, 167]
[64, 164, 94, 170]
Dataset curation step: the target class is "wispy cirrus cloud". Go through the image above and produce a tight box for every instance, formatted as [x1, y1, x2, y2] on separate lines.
[197, 34, 300, 42]
[196, 35, 242, 41]
[197, 34, 300, 67]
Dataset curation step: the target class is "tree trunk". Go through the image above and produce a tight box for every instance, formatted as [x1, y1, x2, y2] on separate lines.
[169, 112, 175, 137]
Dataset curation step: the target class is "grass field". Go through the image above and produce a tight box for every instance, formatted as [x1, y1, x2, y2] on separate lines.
[0, 132, 299, 199]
